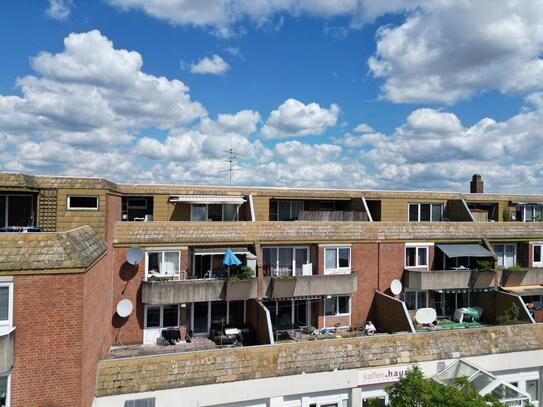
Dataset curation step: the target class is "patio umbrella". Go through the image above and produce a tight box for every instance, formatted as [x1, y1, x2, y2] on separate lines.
[223, 248, 242, 267]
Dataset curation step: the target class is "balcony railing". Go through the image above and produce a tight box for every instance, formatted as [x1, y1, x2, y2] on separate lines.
[404, 269, 497, 290]
[502, 268, 543, 286]
[262, 272, 357, 298]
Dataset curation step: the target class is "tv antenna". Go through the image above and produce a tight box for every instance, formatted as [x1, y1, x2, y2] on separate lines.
[220, 148, 242, 186]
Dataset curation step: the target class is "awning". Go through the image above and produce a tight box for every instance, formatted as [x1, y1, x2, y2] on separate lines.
[512, 201, 543, 205]
[504, 285, 543, 296]
[437, 243, 492, 258]
[169, 195, 246, 205]
[193, 247, 250, 256]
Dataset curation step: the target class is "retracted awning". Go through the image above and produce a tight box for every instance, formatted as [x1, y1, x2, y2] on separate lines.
[513, 202, 543, 205]
[504, 285, 543, 296]
[169, 195, 246, 205]
[437, 243, 492, 258]
[193, 247, 250, 256]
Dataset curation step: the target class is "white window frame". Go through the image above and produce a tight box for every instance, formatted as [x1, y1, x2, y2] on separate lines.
[403, 289, 428, 311]
[405, 243, 430, 269]
[408, 203, 443, 222]
[0, 283, 13, 328]
[262, 246, 310, 277]
[144, 250, 181, 281]
[324, 247, 351, 275]
[324, 295, 351, 317]
[518, 204, 543, 222]
[190, 204, 239, 221]
[493, 244, 517, 269]
[533, 243, 543, 267]
[144, 304, 180, 329]
[67, 195, 99, 211]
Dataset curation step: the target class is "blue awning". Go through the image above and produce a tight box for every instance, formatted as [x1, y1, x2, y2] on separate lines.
[437, 244, 492, 258]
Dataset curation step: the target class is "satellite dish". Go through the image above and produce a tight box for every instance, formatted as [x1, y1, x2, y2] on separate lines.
[390, 279, 402, 295]
[116, 299, 133, 318]
[415, 308, 437, 325]
[126, 246, 144, 266]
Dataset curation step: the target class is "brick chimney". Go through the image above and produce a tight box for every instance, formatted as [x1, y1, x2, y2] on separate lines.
[470, 174, 484, 193]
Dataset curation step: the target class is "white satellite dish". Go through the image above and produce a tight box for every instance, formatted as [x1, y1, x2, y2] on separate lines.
[390, 279, 402, 295]
[415, 307, 437, 325]
[116, 299, 133, 318]
[126, 246, 144, 266]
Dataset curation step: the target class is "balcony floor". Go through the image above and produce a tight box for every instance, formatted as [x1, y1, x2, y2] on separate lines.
[108, 337, 218, 359]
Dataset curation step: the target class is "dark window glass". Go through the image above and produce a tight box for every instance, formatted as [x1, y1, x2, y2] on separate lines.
[0, 287, 9, 321]
[417, 247, 428, 266]
[162, 305, 178, 327]
[338, 248, 350, 268]
[207, 204, 222, 221]
[269, 200, 277, 220]
[420, 204, 431, 221]
[405, 291, 416, 310]
[409, 204, 419, 221]
[406, 247, 417, 267]
[147, 253, 160, 273]
[338, 296, 349, 314]
[535, 245, 542, 263]
[228, 301, 244, 326]
[432, 204, 442, 221]
[324, 297, 336, 316]
[0, 375, 8, 407]
[124, 398, 156, 407]
[210, 301, 227, 325]
[146, 307, 160, 328]
[68, 196, 98, 209]
[417, 291, 427, 308]
[8, 195, 33, 226]
[0, 196, 4, 228]
[278, 202, 291, 221]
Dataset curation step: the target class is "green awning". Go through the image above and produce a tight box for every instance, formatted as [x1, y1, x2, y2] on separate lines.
[437, 243, 492, 258]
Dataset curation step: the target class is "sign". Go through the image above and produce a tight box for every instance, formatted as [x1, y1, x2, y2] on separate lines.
[358, 366, 411, 386]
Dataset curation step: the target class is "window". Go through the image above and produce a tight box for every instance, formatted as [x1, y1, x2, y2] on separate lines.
[320, 201, 336, 211]
[270, 201, 304, 221]
[0, 374, 8, 407]
[404, 290, 427, 311]
[493, 244, 516, 268]
[67, 195, 99, 210]
[526, 379, 539, 402]
[124, 398, 156, 407]
[126, 198, 147, 209]
[0, 284, 12, 328]
[324, 247, 351, 274]
[405, 246, 429, 268]
[190, 204, 239, 221]
[408, 203, 442, 222]
[533, 244, 543, 266]
[517, 204, 543, 222]
[0, 194, 34, 227]
[146, 251, 180, 280]
[324, 296, 350, 316]
[262, 247, 309, 276]
[145, 305, 178, 328]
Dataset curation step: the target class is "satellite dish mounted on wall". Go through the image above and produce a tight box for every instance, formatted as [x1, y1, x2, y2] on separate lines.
[126, 246, 144, 266]
[390, 279, 402, 296]
[415, 308, 437, 325]
[116, 299, 133, 318]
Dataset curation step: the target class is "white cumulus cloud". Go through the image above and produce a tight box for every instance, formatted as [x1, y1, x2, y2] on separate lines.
[191, 54, 230, 75]
[46, 0, 73, 21]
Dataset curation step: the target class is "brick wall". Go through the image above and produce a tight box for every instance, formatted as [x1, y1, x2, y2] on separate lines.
[12, 273, 85, 406]
[351, 243, 379, 325]
[377, 243, 405, 294]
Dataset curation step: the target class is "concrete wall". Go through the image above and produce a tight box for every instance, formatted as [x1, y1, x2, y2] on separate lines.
[0, 328, 14, 374]
[246, 299, 273, 345]
[444, 199, 473, 221]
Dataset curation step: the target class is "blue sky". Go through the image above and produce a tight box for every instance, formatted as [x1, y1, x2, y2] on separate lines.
[1, 1, 542, 192]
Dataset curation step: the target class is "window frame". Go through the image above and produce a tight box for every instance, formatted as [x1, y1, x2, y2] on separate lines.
[190, 203, 239, 221]
[273, 200, 304, 221]
[0, 194, 35, 227]
[324, 246, 351, 275]
[144, 250, 181, 280]
[262, 246, 310, 276]
[405, 244, 430, 269]
[144, 304, 180, 329]
[403, 289, 428, 311]
[0, 283, 13, 328]
[533, 243, 543, 266]
[408, 203, 443, 222]
[493, 244, 517, 268]
[324, 295, 351, 317]
[66, 195, 99, 211]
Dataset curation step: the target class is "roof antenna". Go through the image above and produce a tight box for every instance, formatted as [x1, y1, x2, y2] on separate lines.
[220, 147, 241, 186]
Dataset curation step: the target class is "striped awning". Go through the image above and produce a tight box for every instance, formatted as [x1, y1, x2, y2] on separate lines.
[169, 195, 246, 205]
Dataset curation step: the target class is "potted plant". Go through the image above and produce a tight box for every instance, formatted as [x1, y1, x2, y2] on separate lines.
[501, 265, 527, 286]
[471, 260, 497, 288]
[225, 266, 257, 301]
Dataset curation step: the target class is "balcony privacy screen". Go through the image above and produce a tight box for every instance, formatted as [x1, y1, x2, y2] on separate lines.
[436, 244, 492, 258]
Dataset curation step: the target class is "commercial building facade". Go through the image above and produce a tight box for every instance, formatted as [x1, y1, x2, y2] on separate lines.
[0, 172, 542, 406]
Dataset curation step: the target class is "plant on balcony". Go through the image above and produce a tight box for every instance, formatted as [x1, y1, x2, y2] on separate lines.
[502, 209, 512, 222]
[277, 274, 296, 280]
[228, 265, 254, 282]
[476, 260, 493, 272]
[497, 303, 525, 325]
[504, 265, 523, 273]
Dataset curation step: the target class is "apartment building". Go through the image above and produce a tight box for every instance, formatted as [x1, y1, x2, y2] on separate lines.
[0, 172, 543, 406]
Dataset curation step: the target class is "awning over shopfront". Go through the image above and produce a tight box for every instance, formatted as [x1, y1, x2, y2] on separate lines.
[503, 285, 543, 296]
[169, 195, 246, 205]
[436, 243, 492, 258]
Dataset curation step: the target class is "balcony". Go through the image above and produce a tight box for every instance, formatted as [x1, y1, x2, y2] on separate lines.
[0, 327, 14, 373]
[263, 272, 357, 299]
[141, 278, 257, 304]
[502, 268, 543, 287]
[404, 269, 497, 290]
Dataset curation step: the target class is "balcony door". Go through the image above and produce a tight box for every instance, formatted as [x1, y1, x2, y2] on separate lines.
[493, 244, 516, 269]
[192, 302, 210, 335]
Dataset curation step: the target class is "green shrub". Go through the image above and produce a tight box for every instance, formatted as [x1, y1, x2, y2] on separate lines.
[504, 265, 523, 272]
[476, 259, 494, 272]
